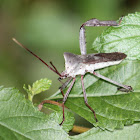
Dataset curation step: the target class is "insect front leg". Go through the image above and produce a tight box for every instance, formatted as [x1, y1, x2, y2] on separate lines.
[81, 75, 98, 122]
[59, 77, 73, 97]
[93, 71, 133, 92]
[59, 77, 73, 91]
[60, 77, 76, 125]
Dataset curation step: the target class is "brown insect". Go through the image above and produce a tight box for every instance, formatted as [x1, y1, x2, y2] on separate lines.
[13, 17, 132, 125]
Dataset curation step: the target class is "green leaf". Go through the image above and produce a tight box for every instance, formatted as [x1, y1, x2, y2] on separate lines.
[92, 12, 140, 60]
[70, 123, 140, 140]
[44, 104, 75, 132]
[32, 78, 52, 94]
[49, 110, 75, 132]
[23, 78, 52, 101]
[49, 13, 140, 130]
[0, 86, 70, 140]
[50, 60, 140, 130]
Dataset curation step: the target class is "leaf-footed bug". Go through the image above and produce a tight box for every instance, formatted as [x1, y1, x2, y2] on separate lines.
[13, 17, 133, 125]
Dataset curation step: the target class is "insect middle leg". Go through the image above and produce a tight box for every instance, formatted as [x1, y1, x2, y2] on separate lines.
[81, 75, 98, 122]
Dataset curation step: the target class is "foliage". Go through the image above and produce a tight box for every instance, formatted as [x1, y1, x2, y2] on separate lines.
[0, 86, 70, 140]
[23, 78, 52, 101]
[70, 123, 140, 140]
[50, 12, 140, 131]
[1, 13, 140, 139]
[93, 12, 140, 60]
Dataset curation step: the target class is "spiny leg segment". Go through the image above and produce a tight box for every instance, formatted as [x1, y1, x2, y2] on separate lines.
[93, 71, 132, 92]
[60, 78, 76, 125]
[81, 75, 98, 122]
[59, 77, 73, 97]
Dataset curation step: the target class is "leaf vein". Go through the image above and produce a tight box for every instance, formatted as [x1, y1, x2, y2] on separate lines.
[0, 122, 33, 140]
[102, 35, 140, 48]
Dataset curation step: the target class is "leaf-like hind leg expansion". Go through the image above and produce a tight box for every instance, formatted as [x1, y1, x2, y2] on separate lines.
[60, 77, 76, 125]
[81, 75, 98, 122]
[93, 71, 133, 92]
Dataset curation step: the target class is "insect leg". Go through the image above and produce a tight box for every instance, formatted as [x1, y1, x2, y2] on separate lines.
[79, 17, 123, 56]
[59, 77, 73, 90]
[93, 71, 133, 92]
[82, 18, 123, 27]
[79, 26, 86, 55]
[81, 75, 98, 122]
[59, 77, 73, 97]
[60, 77, 76, 125]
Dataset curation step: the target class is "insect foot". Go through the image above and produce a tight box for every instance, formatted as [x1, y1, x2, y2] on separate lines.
[118, 86, 133, 92]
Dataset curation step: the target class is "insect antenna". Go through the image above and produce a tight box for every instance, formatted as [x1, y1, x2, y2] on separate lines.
[50, 61, 61, 76]
[12, 38, 61, 77]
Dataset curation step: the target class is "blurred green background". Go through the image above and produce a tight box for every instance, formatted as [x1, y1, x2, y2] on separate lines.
[0, 0, 139, 106]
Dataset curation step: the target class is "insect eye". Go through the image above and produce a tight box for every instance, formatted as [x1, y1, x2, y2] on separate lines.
[58, 77, 62, 81]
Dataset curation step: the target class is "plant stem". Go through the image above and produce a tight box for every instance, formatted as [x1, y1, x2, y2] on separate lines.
[71, 125, 90, 133]
[28, 94, 33, 102]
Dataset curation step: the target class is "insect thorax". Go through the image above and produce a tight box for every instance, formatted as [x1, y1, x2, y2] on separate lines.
[62, 52, 123, 78]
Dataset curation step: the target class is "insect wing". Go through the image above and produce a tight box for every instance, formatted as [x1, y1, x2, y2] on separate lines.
[82, 52, 127, 64]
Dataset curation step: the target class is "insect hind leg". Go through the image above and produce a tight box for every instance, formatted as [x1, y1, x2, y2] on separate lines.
[93, 71, 133, 92]
[79, 17, 123, 56]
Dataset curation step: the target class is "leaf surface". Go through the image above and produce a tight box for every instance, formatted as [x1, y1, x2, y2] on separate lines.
[0, 86, 70, 140]
[92, 12, 140, 60]
[70, 123, 140, 140]
[50, 13, 140, 130]
[23, 78, 52, 101]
